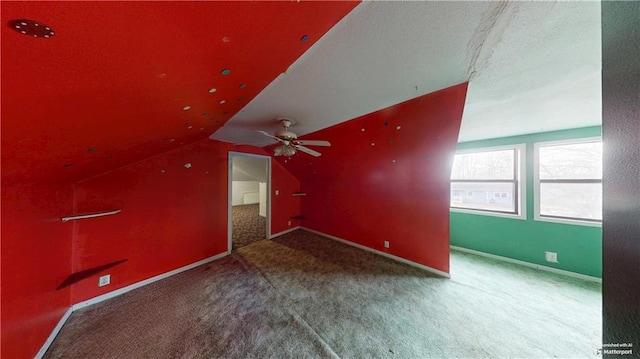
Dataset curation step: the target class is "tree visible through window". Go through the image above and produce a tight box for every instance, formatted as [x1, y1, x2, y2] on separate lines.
[450, 146, 522, 215]
[536, 139, 602, 222]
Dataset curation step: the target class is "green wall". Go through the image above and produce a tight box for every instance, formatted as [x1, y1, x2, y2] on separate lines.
[450, 126, 602, 278]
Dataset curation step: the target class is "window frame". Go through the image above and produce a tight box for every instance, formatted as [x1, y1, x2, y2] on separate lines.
[450, 143, 526, 220]
[533, 137, 602, 227]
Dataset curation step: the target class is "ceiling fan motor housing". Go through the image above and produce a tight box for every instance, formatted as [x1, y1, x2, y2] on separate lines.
[275, 130, 298, 140]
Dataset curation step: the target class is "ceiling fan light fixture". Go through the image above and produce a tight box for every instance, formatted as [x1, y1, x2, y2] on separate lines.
[274, 144, 296, 157]
[259, 117, 327, 158]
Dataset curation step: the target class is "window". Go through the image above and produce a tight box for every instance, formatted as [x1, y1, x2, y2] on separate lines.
[534, 138, 602, 226]
[450, 144, 525, 219]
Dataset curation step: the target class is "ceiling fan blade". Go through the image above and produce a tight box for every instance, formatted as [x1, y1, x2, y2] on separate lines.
[258, 130, 284, 142]
[296, 145, 322, 157]
[295, 140, 331, 147]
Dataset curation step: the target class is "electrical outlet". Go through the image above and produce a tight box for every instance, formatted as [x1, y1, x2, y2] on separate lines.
[288, 220, 292, 226]
[384, 240, 389, 248]
[98, 274, 111, 287]
[545, 251, 558, 263]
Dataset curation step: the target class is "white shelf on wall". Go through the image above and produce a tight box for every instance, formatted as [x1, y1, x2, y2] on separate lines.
[61, 210, 122, 223]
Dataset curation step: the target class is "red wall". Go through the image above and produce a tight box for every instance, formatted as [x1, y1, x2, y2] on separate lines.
[1, 183, 74, 359]
[70, 140, 299, 303]
[271, 159, 302, 235]
[279, 83, 468, 273]
[1, 139, 300, 357]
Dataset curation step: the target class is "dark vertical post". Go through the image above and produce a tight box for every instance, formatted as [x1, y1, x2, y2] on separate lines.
[602, 1, 640, 354]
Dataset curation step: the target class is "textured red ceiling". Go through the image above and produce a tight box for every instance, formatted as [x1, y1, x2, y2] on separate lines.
[1, 1, 358, 184]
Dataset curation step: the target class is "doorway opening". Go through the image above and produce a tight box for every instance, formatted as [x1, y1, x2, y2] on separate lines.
[228, 152, 271, 253]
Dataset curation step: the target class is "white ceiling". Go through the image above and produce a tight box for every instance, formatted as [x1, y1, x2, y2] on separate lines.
[232, 156, 268, 182]
[211, 1, 601, 146]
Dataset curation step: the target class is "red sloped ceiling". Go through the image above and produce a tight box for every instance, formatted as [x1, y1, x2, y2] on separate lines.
[273, 83, 468, 273]
[1, 1, 359, 185]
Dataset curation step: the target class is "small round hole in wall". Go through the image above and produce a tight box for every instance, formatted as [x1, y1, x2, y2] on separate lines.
[237, 97, 245, 103]
[384, 122, 389, 126]
[300, 34, 309, 43]
[221, 69, 231, 75]
[361, 128, 366, 132]
[222, 36, 230, 43]
[371, 143, 375, 146]
[10, 19, 55, 38]
[203, 112, 209, 117]
[87, 147, 99, 154]
[183, 105, 191, 111]
[186, 122, 193, 129]
[219, 100, 226, 105]
[208, 88, 217, 93]
[239, 83, 247, 89]
[396, 125, 401, 130]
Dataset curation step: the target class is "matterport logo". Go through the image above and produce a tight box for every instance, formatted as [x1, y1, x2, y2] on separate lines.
[597, 342, 633, 355]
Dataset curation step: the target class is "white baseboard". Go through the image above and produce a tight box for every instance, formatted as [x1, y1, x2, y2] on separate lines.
[73, 251, 229, 311]
[301, 227, 450, 278]
[37, 251, 228, 357]
[35, 307, 73, 359]
[36, 251, 230, 357]
[269, 226, 301, 239]
[450, 245, 602, 283]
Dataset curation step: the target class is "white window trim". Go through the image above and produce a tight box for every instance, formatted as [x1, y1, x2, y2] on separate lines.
[450, 143, 526, 220]
[533, 137, 602, 227]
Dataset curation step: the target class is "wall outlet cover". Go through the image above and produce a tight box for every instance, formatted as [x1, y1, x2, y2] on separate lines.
[545, 251, 558, 263]
[98, 274, 111, 287]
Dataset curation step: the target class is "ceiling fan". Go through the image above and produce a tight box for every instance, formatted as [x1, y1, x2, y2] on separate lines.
[259, 118, 331, 157]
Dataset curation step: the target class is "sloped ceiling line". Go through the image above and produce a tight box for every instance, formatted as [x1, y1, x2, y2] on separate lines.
[211, 1, 492, 147]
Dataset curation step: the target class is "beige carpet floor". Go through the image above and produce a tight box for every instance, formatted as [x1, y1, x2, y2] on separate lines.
[232, 204, 266, 249]
[44, 229, 601, 358]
